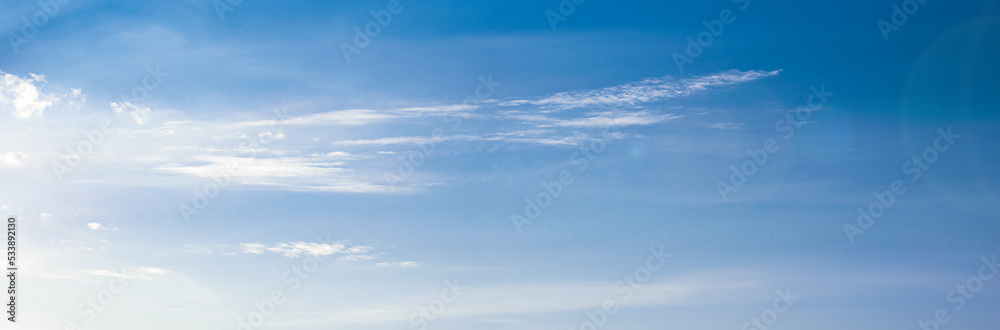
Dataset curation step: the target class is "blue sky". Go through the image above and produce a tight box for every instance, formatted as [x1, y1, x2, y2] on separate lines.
[1, 0, 999, 329]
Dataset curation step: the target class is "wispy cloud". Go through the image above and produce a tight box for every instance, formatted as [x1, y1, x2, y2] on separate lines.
[156, 156, 357, 188]
[2, 69, 778, 195]
[502, 69, 780, 111]
[86, 222, 118, 231]
[234, 104, 478, 128]
[545, 111, 681, 127]
[375, 261, 420, 268]
[331, 130, 586, 147]
[85, 267, 168, 280]
[179, 244, 212, 254]
[239, 241, 373, 258]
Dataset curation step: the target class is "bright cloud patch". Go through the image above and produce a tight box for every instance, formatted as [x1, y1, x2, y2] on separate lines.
[85, 267, 169, 280]
[0, 152, 26, 166]
[0, 71, 60, 118]
[154, 155, 392, 193]
[239, 241, 373, 258]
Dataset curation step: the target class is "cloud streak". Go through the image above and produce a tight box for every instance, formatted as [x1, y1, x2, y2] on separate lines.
[1, 69, 778, 194]
[503, 69, 780, 111]
[239, 241, 373, 258]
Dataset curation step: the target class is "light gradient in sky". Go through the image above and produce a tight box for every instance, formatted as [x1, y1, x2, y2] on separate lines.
[1, 0, 999, 329]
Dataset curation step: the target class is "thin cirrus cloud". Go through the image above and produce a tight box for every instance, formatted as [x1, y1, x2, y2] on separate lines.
[153, 154, 394, 193]
[496, 69, 778, 130]
[544, 111, 682, 128]
[1, 69, 777, 194]
[232, 104, 479, 128]
[375, 261, 420, 268]
[328, 70, 779, 146]
[238, 241, 374, 258]
[84, 266, 169, 280]
[501, 69, 780, 111]
[330, 130, 587, 147]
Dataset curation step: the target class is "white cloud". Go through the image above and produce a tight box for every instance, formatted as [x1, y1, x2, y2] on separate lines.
[85, 266, 169, 280]
[375, 261, 419, 268]
[396, 104, 477, 113]
[548, 111, 682, 128]
[40, 213, 52, 219]
[339, 254, 379, 261]
[1, 68, 777, 196]
[84, 222, 117, 231]
[506, 69, 780, 110]
[240, 243, 266, 255]
[0, 152, 26, 166]
[235, 104, 478, 129]
[0, 71, 60, 118]
[331, 135, 452, 146]
[111, 101, 152, 125]
[331, 131, 585, 147]
[270, 109, 396, 126]
[230, 103, 480, 131]
[154, 155, 394, 193]
[239, 241, 373, 258]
